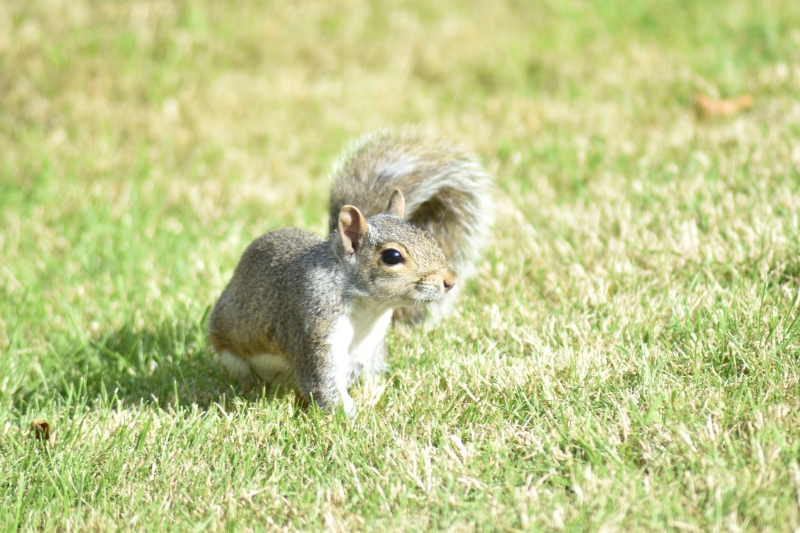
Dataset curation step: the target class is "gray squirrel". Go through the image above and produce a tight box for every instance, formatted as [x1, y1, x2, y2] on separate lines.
[208, 129, 494, 414]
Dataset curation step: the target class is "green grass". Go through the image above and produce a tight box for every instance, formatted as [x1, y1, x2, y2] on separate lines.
[2, 0, 800, 530]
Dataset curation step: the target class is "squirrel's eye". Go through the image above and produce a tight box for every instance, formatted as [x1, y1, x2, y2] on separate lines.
[381, 249, 404, 265]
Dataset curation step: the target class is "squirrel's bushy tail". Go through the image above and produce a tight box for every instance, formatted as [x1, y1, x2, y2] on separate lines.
[329, 128, 494, 323]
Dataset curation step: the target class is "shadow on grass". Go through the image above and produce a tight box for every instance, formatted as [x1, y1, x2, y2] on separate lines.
[49, 313, 261, 411]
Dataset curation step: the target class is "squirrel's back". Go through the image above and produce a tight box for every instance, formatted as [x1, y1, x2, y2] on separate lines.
[329, 128, 493, 322]
[208, 227, 330, 359]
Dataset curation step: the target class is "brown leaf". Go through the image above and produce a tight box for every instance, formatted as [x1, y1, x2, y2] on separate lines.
[695, 94, 753, 120]
[31, 419, 51, 441]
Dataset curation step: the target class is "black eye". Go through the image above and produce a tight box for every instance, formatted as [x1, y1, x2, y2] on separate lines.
[381, 249, 404, 265]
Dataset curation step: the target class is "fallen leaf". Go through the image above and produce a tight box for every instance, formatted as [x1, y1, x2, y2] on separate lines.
[695, 94, 753, 119]
[30, 419, 51, 441]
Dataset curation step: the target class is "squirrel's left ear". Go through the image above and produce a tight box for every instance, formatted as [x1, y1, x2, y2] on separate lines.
[338, 205, 368, 259]
[386, 189, 405, 218]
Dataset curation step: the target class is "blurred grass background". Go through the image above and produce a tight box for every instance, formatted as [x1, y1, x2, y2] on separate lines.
[1, 0, 800, 531]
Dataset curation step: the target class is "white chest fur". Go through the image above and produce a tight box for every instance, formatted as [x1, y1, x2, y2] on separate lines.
[327, 297, 393, 416]
[330, 296, 393, 383]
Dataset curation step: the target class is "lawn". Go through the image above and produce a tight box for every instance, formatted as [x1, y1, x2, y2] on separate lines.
[1, 0, 799, 531]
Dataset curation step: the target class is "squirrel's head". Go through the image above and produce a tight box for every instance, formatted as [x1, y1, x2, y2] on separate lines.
[336, 189, 458, 307]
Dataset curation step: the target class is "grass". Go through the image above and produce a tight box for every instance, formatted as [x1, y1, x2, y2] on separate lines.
[2, 0, 800, 530]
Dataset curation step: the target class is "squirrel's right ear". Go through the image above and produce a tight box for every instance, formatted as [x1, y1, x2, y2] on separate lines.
[386, 189, 405, 218]
[338, 205, 368, 259]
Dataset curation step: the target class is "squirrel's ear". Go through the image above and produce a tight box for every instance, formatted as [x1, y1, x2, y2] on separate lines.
[338, 205, 368, 258]
[386, 189, 405, 218]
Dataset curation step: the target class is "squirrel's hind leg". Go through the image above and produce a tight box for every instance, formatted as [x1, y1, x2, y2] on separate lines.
[216, 350, 293, 388]
[249, 353, 292, 385]
[216, 350, 254, 382]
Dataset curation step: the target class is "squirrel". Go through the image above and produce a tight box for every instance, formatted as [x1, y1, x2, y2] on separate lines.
[208, 129, 494, 414]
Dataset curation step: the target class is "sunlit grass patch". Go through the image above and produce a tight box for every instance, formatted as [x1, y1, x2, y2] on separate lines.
[1, 0, 799, 530]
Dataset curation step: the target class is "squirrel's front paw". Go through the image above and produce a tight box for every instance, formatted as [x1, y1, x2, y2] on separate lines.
[339, 392, 356, 418]
[313, 389, 356, 417]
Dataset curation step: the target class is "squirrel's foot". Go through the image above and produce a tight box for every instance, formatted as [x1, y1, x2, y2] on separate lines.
[339, 391, 356, 418]
[216, 350, 254, 382]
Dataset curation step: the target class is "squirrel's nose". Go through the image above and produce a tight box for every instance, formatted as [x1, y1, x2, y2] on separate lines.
[442, 270, 457, 292]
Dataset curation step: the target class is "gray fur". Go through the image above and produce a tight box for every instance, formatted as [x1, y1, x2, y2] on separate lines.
[209, 205, 458, 413]
[328, 128, 494, 322]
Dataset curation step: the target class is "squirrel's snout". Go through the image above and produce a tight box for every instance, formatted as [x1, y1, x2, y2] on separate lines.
[442, 270, 458, 292]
